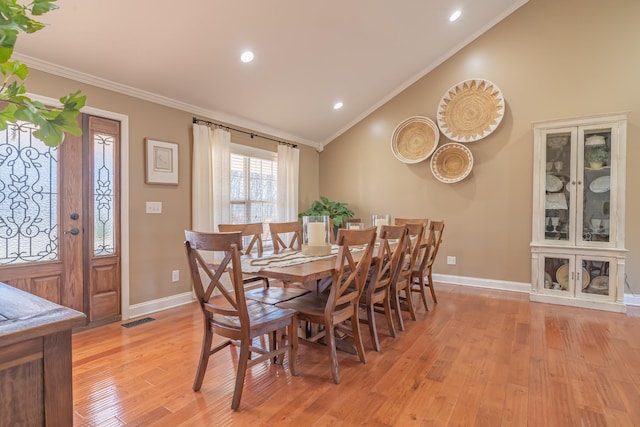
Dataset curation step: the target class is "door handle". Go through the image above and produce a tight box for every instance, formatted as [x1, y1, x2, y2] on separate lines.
[64, 228, 80, 235]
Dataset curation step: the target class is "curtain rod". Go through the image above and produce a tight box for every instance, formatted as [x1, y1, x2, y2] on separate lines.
[192, 117, 298, 149]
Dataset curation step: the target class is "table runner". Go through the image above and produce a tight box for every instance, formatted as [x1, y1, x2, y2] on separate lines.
[241, 246, 341, 273]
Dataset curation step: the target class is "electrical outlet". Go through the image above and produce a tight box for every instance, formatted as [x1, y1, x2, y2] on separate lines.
[447, 256, 456, 265]
[146, 201, 162, 214]
[172, 270, 179, 282]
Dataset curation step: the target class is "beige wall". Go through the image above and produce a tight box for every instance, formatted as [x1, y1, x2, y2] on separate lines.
[321, 0, 640, 292]
[24, 69, 319, 305]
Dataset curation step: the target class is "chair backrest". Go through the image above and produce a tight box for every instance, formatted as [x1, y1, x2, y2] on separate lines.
[184, 230, 248, 323]
[394, 217, 429, 226]
[366, 225, 409, 298]
[325, 227, 377, 314]
[424, 220, 445, 270]
[398, 222, 425, 281]
[269, 221, 303, 253]
[218, 223, 264, 256]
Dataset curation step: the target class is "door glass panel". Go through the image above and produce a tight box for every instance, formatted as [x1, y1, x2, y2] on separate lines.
[582, 129, 611, 243]
[544, 256, 570, 292]
[0, 122, 58, 264]
[544, 132, 571, 241]
[93, 133, 115, 255]
[581, 259, 610, 296]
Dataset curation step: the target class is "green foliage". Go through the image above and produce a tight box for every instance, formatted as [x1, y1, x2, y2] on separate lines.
[298, 196, 355, 227]
[0, 0, 85, 146]
[585, 146, 608, 164]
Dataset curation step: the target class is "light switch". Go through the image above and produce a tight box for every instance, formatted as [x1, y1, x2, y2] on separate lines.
[146, 201, 162, 214]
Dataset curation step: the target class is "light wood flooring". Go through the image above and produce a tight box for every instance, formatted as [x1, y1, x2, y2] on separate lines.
[71, 283, 640, 426]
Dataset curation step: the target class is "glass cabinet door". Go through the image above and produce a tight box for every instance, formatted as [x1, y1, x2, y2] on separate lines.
[578, 257, 612, 297]
[578, 127, 612, 245]
[542, 255, 573, 294]
[543, 129, 575, 243]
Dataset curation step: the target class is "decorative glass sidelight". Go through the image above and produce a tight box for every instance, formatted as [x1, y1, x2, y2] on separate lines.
[0, 122, 59, 264]
[93, 133, 115, 255]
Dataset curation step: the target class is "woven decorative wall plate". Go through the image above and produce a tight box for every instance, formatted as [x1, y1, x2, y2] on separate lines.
[437, 79, 505, 143]
[391, 116, 439, 163]
[430, 142, 474, 183]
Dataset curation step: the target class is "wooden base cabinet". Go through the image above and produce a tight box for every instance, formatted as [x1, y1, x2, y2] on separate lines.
[0, 283, 86, 426]
[530, 113, 627, 312]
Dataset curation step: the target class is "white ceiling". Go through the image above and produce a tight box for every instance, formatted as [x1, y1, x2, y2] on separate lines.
[15, 0, 527, 149]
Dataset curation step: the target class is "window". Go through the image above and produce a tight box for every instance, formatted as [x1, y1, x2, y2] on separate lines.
[229, 144, 278, 227]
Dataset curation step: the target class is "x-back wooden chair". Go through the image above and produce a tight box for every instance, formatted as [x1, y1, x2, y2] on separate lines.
[269, 221, 303, 253]
[218, 223, 269, 289]
[411, 220, 445, 308]
[276, 227, 377, 384]
[360, 224, 409, 351]
[390, 222, 424, 331]
[184, 230, 299, 410]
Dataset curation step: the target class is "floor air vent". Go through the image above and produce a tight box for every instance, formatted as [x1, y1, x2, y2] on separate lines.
[121, 317, 155, 328]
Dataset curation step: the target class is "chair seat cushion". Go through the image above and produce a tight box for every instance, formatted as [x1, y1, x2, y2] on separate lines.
[245, 287, 310, 305]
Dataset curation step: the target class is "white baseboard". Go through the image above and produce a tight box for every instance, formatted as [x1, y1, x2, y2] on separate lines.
[432, 273, 530, 293]
[126, 291, 195, 320]
[624, 293, 640, 307]
[433, 273, 640, 307]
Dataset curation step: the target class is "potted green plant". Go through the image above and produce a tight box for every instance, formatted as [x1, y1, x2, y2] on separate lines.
[298, 196, 355, 233]
[585, 145, 608, 170]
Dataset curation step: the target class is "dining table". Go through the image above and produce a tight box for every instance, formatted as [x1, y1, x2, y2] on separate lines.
[239, 245, 358, 292]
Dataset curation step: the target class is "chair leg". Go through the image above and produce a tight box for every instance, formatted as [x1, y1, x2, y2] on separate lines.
[415, 273, 429, 311]
[392, 285, 405, 332]
[383, 294, 396, 338]
[193, 323, 213, 392]
[231, 340, 251, 411]
[325, 322, 340, 384]
[263, 277, 270, 288]
[366, 301, 380, 352]
[351, 307, 367, 364]
[404, 285, 417, 321]
[428, 272, 438, 303]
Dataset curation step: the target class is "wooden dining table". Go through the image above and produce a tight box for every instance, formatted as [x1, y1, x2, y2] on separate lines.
[239, 247, 347, 292]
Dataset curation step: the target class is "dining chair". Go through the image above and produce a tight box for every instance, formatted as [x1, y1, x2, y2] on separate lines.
[394, 217, 429, 226]
[390, 222, 424, 331]
[184, 230, 299, 411]
[360, 224, 408, 351]
[276, 227, 377, 384]
[218, 223, 269, 289]
[410, 220, 445, 308]
[269, 221, 303, 253]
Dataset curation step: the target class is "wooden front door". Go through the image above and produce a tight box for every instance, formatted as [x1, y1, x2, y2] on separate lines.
[0, 115, 121, 325]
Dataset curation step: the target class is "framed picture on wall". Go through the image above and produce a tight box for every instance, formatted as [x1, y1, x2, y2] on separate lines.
[145, 139, 178, 184]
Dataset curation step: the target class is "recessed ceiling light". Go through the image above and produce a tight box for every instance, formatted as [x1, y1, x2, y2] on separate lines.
[333, 101, 343, 110]
[449, 9, 462, 22]
[240, 51, 254, 63]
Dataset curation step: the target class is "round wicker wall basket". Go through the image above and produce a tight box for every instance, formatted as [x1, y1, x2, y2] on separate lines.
[391, 116, 439, 164]
[437, 79, 504, 143]
[430, 142, 474, 184]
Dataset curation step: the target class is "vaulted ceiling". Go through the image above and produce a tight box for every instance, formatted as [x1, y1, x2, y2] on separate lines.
[15, 0, 528, 149]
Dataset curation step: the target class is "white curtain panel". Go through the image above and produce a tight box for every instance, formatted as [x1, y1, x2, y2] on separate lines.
[191, 124, 231, 232]
[277, 144, 299, 222]
[192, 123, 214, 232]
[211, 128, 231, 231]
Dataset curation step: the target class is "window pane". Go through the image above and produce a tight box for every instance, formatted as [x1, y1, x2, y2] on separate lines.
[93, 133, 116, 256]
[228, 147, 277, 232]
[0, 122, 59, 264]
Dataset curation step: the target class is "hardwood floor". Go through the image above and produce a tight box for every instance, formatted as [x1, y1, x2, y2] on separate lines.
[71, 284, 640, 426]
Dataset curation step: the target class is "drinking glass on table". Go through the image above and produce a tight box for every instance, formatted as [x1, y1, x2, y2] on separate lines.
[372, 214, 390, 237]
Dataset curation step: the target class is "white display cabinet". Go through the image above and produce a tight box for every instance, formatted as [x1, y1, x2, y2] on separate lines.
[530, 113, 627, 312]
